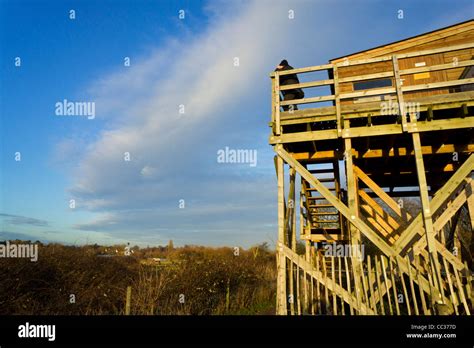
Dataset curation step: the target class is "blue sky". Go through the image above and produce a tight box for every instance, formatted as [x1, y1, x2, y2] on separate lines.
[0, 0, 472, 248]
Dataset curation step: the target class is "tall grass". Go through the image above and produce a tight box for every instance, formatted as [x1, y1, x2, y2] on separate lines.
[0, 243, 276, 315]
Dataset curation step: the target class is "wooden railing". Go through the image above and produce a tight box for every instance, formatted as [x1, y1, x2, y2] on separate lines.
[271, 42, 474, 137]
[279, 243, 472, 315]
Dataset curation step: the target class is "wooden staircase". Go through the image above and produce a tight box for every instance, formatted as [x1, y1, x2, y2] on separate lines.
[302, 161, 345, 242]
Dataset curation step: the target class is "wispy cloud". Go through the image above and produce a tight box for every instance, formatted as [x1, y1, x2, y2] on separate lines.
[65, 0, 316, 246]
[0, 213, 49, 227]
[60, 0, 473, 247]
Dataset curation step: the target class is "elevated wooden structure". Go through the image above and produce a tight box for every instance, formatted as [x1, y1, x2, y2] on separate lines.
[270, 20, 474, 315]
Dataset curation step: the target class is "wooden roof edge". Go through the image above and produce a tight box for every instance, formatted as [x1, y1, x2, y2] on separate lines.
[330, 19, 474, 63]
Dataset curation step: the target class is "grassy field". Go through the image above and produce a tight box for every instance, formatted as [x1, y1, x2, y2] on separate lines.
[0, 242, 276, 315]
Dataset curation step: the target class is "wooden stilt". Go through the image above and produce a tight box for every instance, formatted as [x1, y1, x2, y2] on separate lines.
[406, 256, 420, 315]
[410, 112, 443, 301]
[375, 256, 386, 315]
[332, 257, 337, 315]
[381, 256, 394, 315]
[367, 256, 377, 314]
[389, 257, 401, 315]
[396, 257, 411, 315]
[442, 257, 459, 315]
[276, 152, 287, 315]
[338, 257, 345, 315]
[344, 256, 355, 315]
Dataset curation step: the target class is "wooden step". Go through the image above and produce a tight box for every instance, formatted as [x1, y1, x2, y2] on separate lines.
[316, 178, 336, 183]
[309, 169, 335, 174]
[310, 227, 342, 233]
[300, 233, 345, 242]
[311, 212, 340, 215]
[306, 185, 336, 191]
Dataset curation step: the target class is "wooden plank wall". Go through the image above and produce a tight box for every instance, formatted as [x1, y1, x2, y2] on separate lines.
[332, 22, 474, 104]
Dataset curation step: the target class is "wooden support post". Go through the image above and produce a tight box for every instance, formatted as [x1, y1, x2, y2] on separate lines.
[367, 256, 377, 314]
[288, 168, 296, 315]
[315, 253, 320, 314]
[344, 124, 364, 312]
[466, 178, 474, 232]
[344, 256, 355, 315]
[303, 268, 308, 314]
[406, 256, 420, 315]
[338, 257, 345, 315]
[442, 257, 459, 315]
[332, 257, 337, 315]
[274, 72, 281, 135]
[276, 151, 287, 315]
[333, 65, 343, 137]
[464, 261, 473, 306]
[271, 74, 276, 134]
[125, 286, 132, 315]
[427, 106, 433, 121]
[296, 262, 301, 315]
[392, 55, 408, 131]
[389, 257, 401, 315]
[345, 125, 360, 245]
[322, 253, 330, 314]
[375, 256, 386, 315]
[415, 255, 432, 315]
[410, 112, 443, 303]
[381, 256, 394, 315]
[351, 255, 363, 314]
[396, 257, 411, 315]
[359, 256, 370, 311]
[453, 266, 471, 314]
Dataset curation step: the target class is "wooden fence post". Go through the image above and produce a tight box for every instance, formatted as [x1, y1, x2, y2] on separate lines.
[125, 286, 132, 315]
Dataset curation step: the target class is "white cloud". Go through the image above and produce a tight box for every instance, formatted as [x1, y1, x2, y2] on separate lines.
[65, 0, 472, 246]
[64, 0, 355, 246]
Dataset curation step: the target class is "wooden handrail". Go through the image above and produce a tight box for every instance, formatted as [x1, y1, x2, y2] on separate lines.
[271, 43, 474, 136]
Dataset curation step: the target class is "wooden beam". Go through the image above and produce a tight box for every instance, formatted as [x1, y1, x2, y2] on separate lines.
[274, 72, 281, 135]
[281, 244, 376, 314]
[332, 39, 474, 65]
[355, 165, 411, 220]
[280, 79, 334, 91]
[402, 78, 474, 93]
[466, 176, 474, 231]
[291, 144, 474, 161]
[277, 63, 333, 75]
[277, 145, 397, 256]
[410, 112, 443, 299]
[393, 55, 408, 131]
[400, 59, 474, 76]
[394, 154, 474, 254]
[333, 65, 343, 136]
[277, 141, 452, 313]
[340, 86, 395, 100]
[270, 75, 277, 134]
[280, 94, 335, 106]
[276, 153, 287, 314]
[339, 71, 394, 83]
